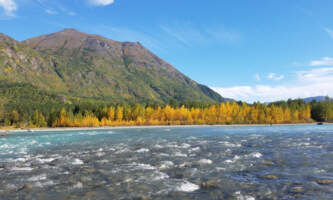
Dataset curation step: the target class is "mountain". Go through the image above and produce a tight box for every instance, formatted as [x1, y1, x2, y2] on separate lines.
[0, 33, 67, 91]
[0, 29, 224, 104]
[303, 96, 331, 103]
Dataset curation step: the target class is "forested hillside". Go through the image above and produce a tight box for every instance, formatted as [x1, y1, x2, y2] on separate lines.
[0, 29, 224, 104]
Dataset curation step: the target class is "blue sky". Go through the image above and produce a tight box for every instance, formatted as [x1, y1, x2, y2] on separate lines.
[1, 0, 333, 102]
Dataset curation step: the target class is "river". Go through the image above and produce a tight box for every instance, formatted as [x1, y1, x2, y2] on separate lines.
[0, 125, 332, 199]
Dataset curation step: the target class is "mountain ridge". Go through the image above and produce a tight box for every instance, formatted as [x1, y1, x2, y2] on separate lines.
[0, 29, 224, 104]
[303, 96, 331, 103]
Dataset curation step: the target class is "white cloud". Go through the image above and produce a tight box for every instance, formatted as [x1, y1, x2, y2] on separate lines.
[324, 28, 333, 39]
[212, 67, 333, 103]
[212, 83, 333, 103]
[267, 73, 284, 81]
[0, 0, 17, 16]
[297, 67, 333, 83]
[310, 57, 333, 66]
[89, 0, 114, 6]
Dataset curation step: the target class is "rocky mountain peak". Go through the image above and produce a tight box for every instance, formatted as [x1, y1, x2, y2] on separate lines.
[0, 33, 15, 43]
[0, 29, 224, 103]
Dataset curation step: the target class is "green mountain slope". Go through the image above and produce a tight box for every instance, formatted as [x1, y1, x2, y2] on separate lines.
[0, 33, 66, 92]
[0, 29, 224, 104]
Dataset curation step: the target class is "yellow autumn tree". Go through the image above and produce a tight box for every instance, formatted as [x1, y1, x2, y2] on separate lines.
[107, 106, 115, 121]
[115, 107, 124, 122]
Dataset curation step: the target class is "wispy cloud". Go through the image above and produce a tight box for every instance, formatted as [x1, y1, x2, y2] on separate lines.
[0, 0, 17, 17]
[324, 28, 333, 39]
[34, 0, 76, 16]
[310, 57, 333, 66]
[297, 67, 333, 83]
[92, 25, 162, 51]
[45, 8, 57, 15]
[89, 0, 115, 6]
[68, 11, 76, 16]
[212, 67, 333, 103]
[160, 24, 204, 47]
[267, 73, 284, 81]
[160, 22, 242, 47]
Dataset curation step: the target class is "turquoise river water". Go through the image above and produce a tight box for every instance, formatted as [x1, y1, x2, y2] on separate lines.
[0, 125, 333, 199]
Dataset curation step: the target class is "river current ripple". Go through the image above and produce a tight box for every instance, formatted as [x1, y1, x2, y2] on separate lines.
[0, 125, 333, 200]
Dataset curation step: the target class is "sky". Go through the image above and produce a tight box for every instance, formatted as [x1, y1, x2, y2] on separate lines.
[1, 0, 333, 103]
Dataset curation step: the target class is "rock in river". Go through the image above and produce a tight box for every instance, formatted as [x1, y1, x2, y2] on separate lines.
[199, 179, 220, 189]
[316, 179, 333, 185]
[263, 174, 278, 180]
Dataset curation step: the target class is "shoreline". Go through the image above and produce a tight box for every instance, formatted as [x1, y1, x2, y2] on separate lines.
[0, 123, 329, 133]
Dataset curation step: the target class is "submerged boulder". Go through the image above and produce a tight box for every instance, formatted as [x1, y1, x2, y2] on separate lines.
[199, 179, 220, 189]
[316, 179, 333, 185]
[1, 132, 7, 137]
[290, 186, 304, 193]
[263, 174, 279, 180]
[19, 184, 33, 191]
[260, 160, 275, 166]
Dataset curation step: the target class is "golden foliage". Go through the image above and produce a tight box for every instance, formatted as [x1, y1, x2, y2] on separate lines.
[52, 103, 312, 127]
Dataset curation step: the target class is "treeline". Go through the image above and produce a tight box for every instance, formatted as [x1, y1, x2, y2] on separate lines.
[310, 100, 333, 122]
[1, 100, 314, 128]
[2, 82, 332, 128]
[271, 98, 333, 123]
